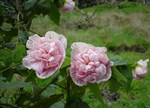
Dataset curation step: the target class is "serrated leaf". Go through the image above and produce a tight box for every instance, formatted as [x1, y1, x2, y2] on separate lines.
[18, 30, 29, 44]
[88, 83, 106, 107]
[3, 28, 18, 42]
[0, 81, 33, 89]
[0, 76, 6, 81]
[24, 0, 38, 10]
[32, 94, 63, 108]
[0, 49, 12, 62]
[25, 70, 36, 82]
[70, 81, 86, 97]
[108, 77, 121, 92]
[34, 0, 51, 15]
[49, 1, 60, 25]
[116, 65, 133, 91]
[65, 98, 90, 108]
[2, 69, 14, 82]
[110, 55, 128, 66]
[13, 43, 26, 62]
[112, 67, 127, 82]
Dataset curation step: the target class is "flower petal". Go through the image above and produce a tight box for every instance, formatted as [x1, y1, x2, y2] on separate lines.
[26, 34, 41, 50]
[45, 31, 67, 49]
[137, 59, 149, 67]
[71, 42, 93, 59]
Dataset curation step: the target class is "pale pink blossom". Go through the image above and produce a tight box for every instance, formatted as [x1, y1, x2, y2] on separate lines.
[70, 42, 113, 86]
[22, 31, 67, 79]
[63, 0, 75, 12]
[132, 59, 149, 79]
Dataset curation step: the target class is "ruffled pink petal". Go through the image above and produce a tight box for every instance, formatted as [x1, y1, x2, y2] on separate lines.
[45, 31, 67, 49]
[23, 31, 67, 79]
[137, 59, 149, 67]
[70, 42, 112, 86]
[22, 57, 32, 69]
[71, 42, 93, 61]
[26, 34, 41, 50]
[36, 67, 56, 79]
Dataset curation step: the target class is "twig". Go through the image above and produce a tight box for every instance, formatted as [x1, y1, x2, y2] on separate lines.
[16, 0, 20, 12]
[0, 103, 19, 108]
[8, 0, 18, 13]
[54, 83, 66, 89]
[0, 62, 21, 73]
[28, 29, 42, 36]
[66, 74, 71, 101]
[0, 4, 14, 9]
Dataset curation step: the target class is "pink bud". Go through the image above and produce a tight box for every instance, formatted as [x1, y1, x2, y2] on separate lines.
[132, 59, 149, 79]
[63, 0, 75, 12]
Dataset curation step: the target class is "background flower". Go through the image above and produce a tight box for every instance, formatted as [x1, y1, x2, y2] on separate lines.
[70, 42, 113, 86]
[132, 59, 149, 79]
[22, 31, 67, 79]
[63, 0, 75, 12]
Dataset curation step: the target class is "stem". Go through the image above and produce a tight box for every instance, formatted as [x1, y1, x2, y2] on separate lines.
[0, 104, 18, 108]
[31, 72, 60, 102]
[0, 4, 14, 9]
[28, 29, 42, 36]
[54, 83, 66, 89]
[32, 80, 39, 94]
[0, 63, 21, 73]
[66, 74, 71, 102]
[8, 0, 18, 13]
[16, 0, 20, 12]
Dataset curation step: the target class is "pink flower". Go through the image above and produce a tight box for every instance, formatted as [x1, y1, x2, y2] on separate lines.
[63, 0, 75, 12]
[70, 42, 113, 86]
[22, 31, 67, 79]
[132, 59, 149, 79]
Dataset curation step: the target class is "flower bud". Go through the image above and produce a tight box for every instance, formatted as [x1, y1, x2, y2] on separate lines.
[132, 59, 149, 79]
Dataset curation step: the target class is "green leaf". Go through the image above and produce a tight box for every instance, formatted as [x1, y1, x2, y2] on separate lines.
[61, 57, 70, 69]
[32, 94, 63, 108]
[108, 77, 121, 92]
[25, 70, 36, 82]
[24, 0, 38, 10]
[110, 55, 128, 66]
[13, 43, 26, 62]
[0, 5, 4, 26]
[49, 1, 60, 25]
[70, 81, 86, 97]
[0, 5, 3, 16]
[0, 76, 6, 81]
[34, 0, 51, 15]
[15, 92, 31, 107]
[0, 81, 33, 89]
[15, 65, 29, 77]
[112, 67, 127, 82]
[18, 30, 29, 44]
[2, 69, 14, 82]
[0, 49, 12, 62]
[65, 98, 90, 108]
[3, 28, 18, 42]
[116, 65, 133, 91]
[88, 83, 106, 107]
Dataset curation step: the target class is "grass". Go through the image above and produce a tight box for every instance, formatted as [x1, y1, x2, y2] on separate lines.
[30, 2, 150, 108]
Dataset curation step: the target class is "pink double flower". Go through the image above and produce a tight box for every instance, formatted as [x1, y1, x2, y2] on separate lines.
[70, 42, 113, 86]
[22, 31, 67, 79]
